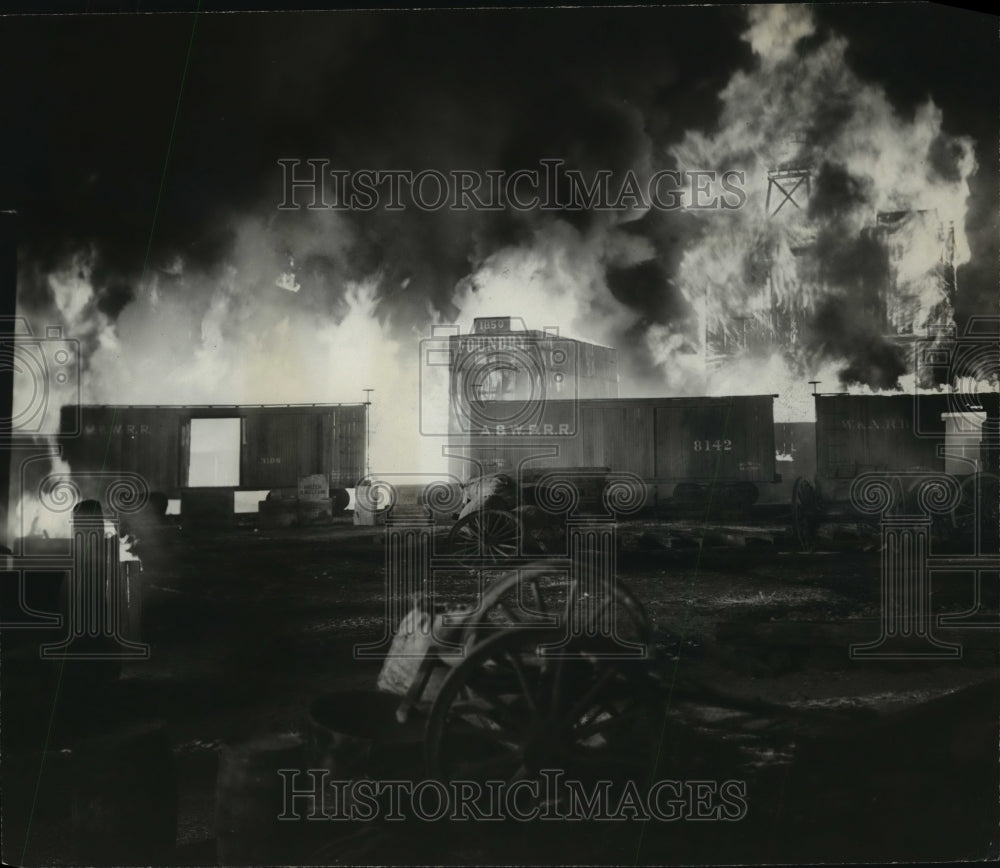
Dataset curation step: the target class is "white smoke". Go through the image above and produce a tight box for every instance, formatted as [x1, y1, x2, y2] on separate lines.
[666, 4, 976, 416]
[9, 3, 983, 508]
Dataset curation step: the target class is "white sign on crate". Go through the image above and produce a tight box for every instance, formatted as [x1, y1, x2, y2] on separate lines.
[297, 474, 329, 501]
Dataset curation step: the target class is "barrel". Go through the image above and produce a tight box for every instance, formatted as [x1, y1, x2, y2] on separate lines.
[215, 733, 305, 865]
[71, 720, 178, 865]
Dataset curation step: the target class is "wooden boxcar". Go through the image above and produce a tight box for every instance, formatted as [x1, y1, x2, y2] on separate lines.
[58, 404, 367, 500]
[455, 395, 778, 513]
[791, 392, 999, 550]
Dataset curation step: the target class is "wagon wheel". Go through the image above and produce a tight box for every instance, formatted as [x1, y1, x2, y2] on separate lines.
[453, 565, 653, 652]
[448, 509, 521, 567]
[425, 627, 661, 789]
[791, 477, 820, 553]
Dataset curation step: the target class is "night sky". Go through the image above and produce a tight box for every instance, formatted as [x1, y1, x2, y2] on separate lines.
[1, 4, 996, 389]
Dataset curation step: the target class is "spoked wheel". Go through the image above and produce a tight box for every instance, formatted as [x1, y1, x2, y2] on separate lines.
[425, 627, 662, 789]
[448, 509, 522, 567]
[791, 477, 820, 553]
[453, 565, 653, 653]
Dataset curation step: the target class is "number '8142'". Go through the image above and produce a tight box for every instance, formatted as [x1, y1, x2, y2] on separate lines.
[693, 439, 732, 452]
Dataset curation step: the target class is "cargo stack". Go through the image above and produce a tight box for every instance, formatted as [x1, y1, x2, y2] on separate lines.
[257, 474, 333, 527]
[296, 473, 334, 525]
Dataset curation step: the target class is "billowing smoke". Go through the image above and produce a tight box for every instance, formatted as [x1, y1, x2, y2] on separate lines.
[6, 3, 993, 486]
[668, 4, 979, 416]
[802, 163, 903, 389]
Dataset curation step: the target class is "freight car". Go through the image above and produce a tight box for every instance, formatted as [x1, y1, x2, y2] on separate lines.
[459, 394, 778, 510]
[58, 404, 367, 510]
[447, 395, 779, 560]
[790, 392, 1000, 551]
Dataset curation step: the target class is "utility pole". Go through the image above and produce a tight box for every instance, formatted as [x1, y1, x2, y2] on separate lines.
[362, 389, 373, 480]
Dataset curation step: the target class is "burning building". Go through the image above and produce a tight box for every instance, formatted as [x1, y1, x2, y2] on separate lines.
[875, 209, 957, 337]
[670, 5, 980, 411]
[703, 165, 959, 369]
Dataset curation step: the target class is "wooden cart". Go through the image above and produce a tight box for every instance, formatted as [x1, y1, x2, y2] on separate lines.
[388, 558, 662, 785]
[446, 468, 613, 566]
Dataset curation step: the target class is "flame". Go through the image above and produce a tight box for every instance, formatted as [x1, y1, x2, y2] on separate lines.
[12, 213, 454, 504]
[453, 221, 635, 348]
[659, 5, 977, 414]
[11, 442, 75, 541]
[8, 3, 986, 511]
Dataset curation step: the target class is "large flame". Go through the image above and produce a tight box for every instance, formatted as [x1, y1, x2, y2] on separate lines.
[668, 5, 976, 415]
[8, 4, 986, 534]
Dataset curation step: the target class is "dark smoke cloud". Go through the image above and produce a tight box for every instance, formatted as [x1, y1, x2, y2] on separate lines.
[802, 163, 908, 389]
[808, 162, 871, 221]
[2, 7, 750, 358]
[95, 282, 134, 319]
[808, 297, 908, 390]
[812, 229, 888, 302]
[607, 261, 688, 324]
[604, 257, 692, 385]
[1, 5, 995, 391]
[813, 4, 998, 336]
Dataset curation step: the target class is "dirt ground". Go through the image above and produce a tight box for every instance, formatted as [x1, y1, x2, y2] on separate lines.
[3, 514, 998, 865]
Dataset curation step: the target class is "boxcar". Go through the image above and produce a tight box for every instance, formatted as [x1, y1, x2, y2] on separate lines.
[58, 404, 367, 501]
[791, 392, 999, 550]
[456, 394, 778, 514]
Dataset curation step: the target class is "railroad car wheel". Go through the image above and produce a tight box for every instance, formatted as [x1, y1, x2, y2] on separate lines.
[330, 488, 350, 514]
[456, 566, 653, 651]
[448, 509, 521, 567]
[425, 627, 660, 787]
[791, 477, 819, 553]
